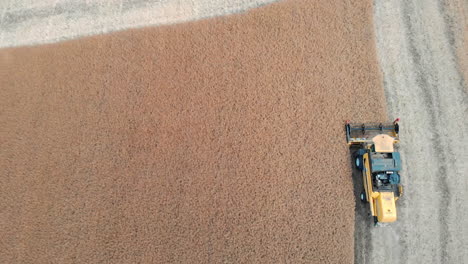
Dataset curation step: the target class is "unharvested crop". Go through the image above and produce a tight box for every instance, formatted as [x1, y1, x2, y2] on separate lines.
[0, 0, 386, 262]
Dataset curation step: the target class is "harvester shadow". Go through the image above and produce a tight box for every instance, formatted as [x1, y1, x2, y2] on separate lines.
[350, 147, 374, 264]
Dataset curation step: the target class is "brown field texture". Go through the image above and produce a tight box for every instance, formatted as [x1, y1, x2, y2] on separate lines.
[0, 0, 386, 263]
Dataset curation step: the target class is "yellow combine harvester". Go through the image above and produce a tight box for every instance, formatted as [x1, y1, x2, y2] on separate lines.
[346, 119, 403, 225]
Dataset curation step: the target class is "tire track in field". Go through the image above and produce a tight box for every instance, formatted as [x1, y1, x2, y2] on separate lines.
[360, 1, 468, 263]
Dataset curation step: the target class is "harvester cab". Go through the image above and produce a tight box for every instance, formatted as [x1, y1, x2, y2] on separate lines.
[346, 119, 403, 225]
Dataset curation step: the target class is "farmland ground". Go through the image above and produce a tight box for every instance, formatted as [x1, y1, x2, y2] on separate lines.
[1, 1, 384, 262]
[1, 0, 467, 263]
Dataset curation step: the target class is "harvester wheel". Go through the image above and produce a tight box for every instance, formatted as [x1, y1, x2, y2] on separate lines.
[355, 156, 364, 170]
[360, 192, 367, 203]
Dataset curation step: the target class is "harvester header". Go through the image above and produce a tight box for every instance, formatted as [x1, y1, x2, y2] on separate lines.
[346, 118, 400, 146]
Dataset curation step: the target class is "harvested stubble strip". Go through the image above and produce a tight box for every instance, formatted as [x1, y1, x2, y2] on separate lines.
[0, 0, 386, 263]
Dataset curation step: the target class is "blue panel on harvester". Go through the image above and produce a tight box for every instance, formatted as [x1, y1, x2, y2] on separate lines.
[371, 152, 402, 172]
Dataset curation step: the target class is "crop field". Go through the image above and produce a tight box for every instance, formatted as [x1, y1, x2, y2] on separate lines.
[0, 1, 387, 262]
[2, 0, 467, 263]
